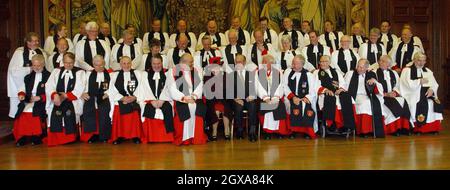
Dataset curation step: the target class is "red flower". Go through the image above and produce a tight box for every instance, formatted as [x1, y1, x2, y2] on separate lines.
[262, 49, 268, 55]
[209, 56, 222, 65]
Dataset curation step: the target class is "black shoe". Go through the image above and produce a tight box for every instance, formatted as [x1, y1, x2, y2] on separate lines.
[277, 134, 283, 139]
[225, 136, 231, 140]
[15, 137, 27, 147]
[88, 135, 99, 144]
[289, 134, 296, 139]
[304, 134, 311, 140]
[264, 134, 271, 140]
[393, 131, 400, 137]
[112, 139, 122, 145]
[432, 131, 439, 135]
[133, 138, 141, 144]
[30, 136, 42, 146]
[211, 136, 217, 141]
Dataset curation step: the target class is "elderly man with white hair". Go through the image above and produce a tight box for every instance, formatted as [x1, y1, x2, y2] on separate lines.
[283, 55, 319, 139]
[221, 29, 248, 70]
[275, 34, 301, 71]
[313, 55, 356, 134]
[330, 35, 361, 76]
[80, 55, 112, 143]
[400, 53, 443, 135]
[110, 29, 143, 71]
[374, 55, 411, 136]
[256, 54, 288, 140]
[75, 21, 111, 71]
[344, 59, 385, 138]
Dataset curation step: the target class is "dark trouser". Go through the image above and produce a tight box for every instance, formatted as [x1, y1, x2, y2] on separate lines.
[233, 100, 258, 136]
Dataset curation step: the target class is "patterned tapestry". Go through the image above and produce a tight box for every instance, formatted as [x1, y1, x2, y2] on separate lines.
[44, 0, 369, 39]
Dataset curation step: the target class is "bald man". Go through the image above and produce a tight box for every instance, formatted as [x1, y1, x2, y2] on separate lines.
[169, 20, 197, 50]
[143, 19, 170, 54]
[330, 35, 361, 76]
[389, 28, 421, 73]
[99, 22, 117, 47]
[167, 33, 195, 67]
[197, 20, 228, 50]
[225, 16, 251, 47]
[350, 22, 368, 51]
[278, 17, 306, 51]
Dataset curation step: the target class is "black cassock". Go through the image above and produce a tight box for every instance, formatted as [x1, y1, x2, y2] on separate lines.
[287, 69, 314, 127]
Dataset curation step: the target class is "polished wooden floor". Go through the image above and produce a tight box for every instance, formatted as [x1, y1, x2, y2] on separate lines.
[0, 111, 449, 170]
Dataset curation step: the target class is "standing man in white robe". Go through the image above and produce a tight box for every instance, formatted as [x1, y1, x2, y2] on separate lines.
[110, 30, 143, 71]
[221, 29, 248, 72]
[197, 20, 228, 50]
[251, 17, 278, 51]
[225, 16, 251, 47]
[8, 32, 46, 118]
[276, 35, 301, 71]
[246, 28, 276, 69]
[169, 20, 197, 50]
[389, 27, 421, 73]
[379, 20, 399, 53]
[46, 38, 70, 72]
[330, 35, 361, 76]
[99, 22, 117, 48]
[319, 20, 344, 53]
[43, 23, 74, 55]
[143, 19, 170, 54]
[278, 17, 305, 51]
[302, 30, 331, 72]
[75, 21, 111, 71]
[167, 34, 195, 68]
[358, 28, 387, 68]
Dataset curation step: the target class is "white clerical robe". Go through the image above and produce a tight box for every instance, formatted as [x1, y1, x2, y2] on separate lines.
[193, 49, 222, 69]
[43, 36, 75, 55]
[313, 68, 354, 112]
[330, 48, 361, 76]
[302, 45, 332, 72]
[83, 70, 114, 119]
[220, 45, 249, 73]
[358, 43, 388, 70]
[399, 67, 443, 124]
[251, 29, 279, 50]
[168, 32, 198, 50]
[138, 53, 169, 71]
[319, 31, 344, 52]
[142, 31, 170, 54]
[110, 43, 143, 71]
[45, 68, 86, 127]
[283, 68, 320, 132]
[168, 67, 204, 141]
[256, 67, 284, 131]
[137, 71, 172, 122]
[344, 71, 384, 116]
[75, 39, 111, 71]
[166, 47, 196, 69]
[7, 47, 47, 118]
[196, 32, 228, 50]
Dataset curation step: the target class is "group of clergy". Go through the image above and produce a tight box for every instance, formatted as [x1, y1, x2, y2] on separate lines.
[7, 17, 443, 147]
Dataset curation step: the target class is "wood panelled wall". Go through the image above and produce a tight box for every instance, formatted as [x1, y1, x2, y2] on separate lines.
[0, 0, 43, 120]
[0, 0, 450, 120]
[369, 0, 449, 105]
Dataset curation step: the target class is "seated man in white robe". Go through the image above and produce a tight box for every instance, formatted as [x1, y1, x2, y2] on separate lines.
[138, 54, 175, 143]
[45, 52, 85, 146]
[168, 53, 207, 145]
[197, 20, 227, 50]
[359, 28, 387, 67]
[402, 24, 425, 53]
[169, 20, 197, 50]
[75, 21, 111, 71]
[14, 54, 50, 146]
[344, 59, 385, 138]
[276, 35, 301, 71]
[246, 28, 276, 69]
[302, 30, 331, 72]
[330, 35, 361, 76]
[313, 55, 356, 134]
[140, 39, 168, 71]
[167, 33, 195, 67]
[43, 23, 74, 55]
[400, 52, 443, 135]
[110, 29, 143, 71]
[80, 55, 112, 143]
[47, 38, 70, 72]
[8, 32, 46, 118]
[375, 55, 412, 136]
[256, 54, 288, 139]
[283, 55, 319, 139]
[109, 56, 144, 145]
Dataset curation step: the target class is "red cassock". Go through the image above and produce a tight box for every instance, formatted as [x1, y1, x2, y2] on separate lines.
[44, 127, 78, 147]
[142, 118, 174, 143]
[109, 106, 143, 143]
[13, 113, 43, 142]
